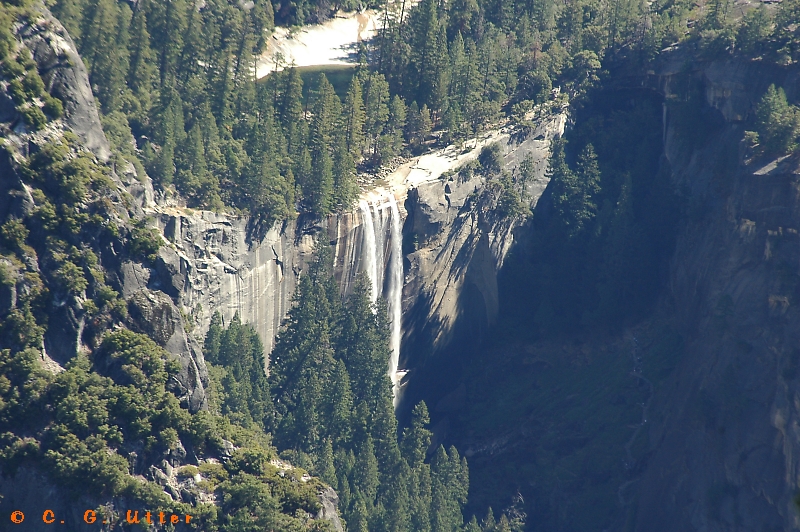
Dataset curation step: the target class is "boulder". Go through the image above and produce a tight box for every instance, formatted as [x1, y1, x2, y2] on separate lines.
[43, 299, 84, 365]
[316, 486, 344, 532]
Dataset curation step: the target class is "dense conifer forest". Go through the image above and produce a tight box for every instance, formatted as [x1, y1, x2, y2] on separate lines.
[2, 0, 800, 527]
[204, 249, 473, 531]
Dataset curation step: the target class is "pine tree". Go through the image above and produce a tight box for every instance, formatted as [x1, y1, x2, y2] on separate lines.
[447, 0, 479, 39]
[380, 458, 412, 532]
[408, 0, 441, 105]
[442, 103, 465, 143]
[754, 84, 800, 155]
[270, 248, 337, 409]
[464, 516, 482, 532]
[353, 435, 380, 503]
[295, 370, 323, 452]
[417, 104, 433, 148]
[281, 68, 306, 157]
[372, 394, 401, 471]
[410, 464, 433, 532]
[380, 95, 407, 160]
[448, 31, 468, 108]
[349, 495, 371, 532]
[431, 23, 451, 115]
[431, 445, 467, 532]
[337, 275, 393, 411]
[78, 0, 117, 76]
[317, 438, 337, 486]
[305, 74, 340, 215]
[362, 72, 391, 162]
[150, 0, 188, 87]
[153, 89, 186, 185]
[198, 101, 226, 179]
[204, 311, 224, 362]
[736, 5, 772, 56]
[333, 136, 359, 211]
[482, 508, 497, 531]
[127, 2, 158, 121]
[51, 0, 88, 41]
[176, 121, 208, 199]
[176, 2, 206, 86]
[402, 401, 432, 468]
[496, 515, 512, 532]
[92, 1, 131, 114]
[335, 448, 355, 512]
[344, 75, 367, 159]
[295, 145, 312, 199]
[309, 145, 334, 215]
[325, 359, 354, 446]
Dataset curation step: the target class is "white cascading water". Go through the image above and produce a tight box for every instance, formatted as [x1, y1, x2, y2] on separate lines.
[386, 194, 404, 405]
[358, 199, 380, 304]
[358, 190, 404, 406]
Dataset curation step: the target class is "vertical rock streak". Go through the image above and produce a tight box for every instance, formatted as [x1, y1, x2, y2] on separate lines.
[358, 199, 380, 304]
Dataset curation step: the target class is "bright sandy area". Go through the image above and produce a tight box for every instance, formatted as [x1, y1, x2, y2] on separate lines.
[256, 10, 380, 77]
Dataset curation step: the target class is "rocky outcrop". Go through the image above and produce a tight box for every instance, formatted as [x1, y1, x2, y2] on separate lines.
[317, 486, 344, 532]
[20, 9, 110, 161]
[145, 208, 319, 364]
[147, 115, 567, 382]
[627, 56, 800, 532]
[400, 115, 565, 374]
[126, 289, 209, 412]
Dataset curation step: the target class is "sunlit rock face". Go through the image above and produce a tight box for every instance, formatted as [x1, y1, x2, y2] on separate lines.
[400, 114, 566, 375]
[148, 209, 311, 362]
[148, 112, 566, 399]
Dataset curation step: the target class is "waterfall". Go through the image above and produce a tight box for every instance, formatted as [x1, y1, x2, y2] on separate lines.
[387, 194, 403, 406]
[358, 190, 404, 406]
[358, 199, 379, 304]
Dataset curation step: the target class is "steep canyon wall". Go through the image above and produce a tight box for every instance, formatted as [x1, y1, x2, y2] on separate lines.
[148, 114, 567, 386]
[629, 55, 800, 531]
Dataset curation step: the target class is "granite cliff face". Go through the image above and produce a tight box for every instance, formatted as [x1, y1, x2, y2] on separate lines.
[434, 56, 800, 531]
[400, 115, 565, 373]
[629, 56, 800, 531]
[149, 114, 567, 391]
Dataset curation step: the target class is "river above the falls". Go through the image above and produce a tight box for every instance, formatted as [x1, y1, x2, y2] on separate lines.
[256, 10, 380, 77]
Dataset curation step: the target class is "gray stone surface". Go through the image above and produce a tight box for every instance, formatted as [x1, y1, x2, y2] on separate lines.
[628, 56, 800, 532]
[401, 114, 565, 365]
[43, 297, 84, 365]
[317, 486, 344, 532]
[145, 114, 565, 381]
[127, 289, 208, 412]
[146, 209, 315, 367]
[22, 9, 111, 161]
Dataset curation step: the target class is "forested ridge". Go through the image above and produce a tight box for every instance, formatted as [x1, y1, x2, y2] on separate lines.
[47, 0, 800, 226]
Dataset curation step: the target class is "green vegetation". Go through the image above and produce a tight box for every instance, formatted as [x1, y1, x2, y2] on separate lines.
[4, 0, 800, 526]
[500, 90, 680, 336]
[0, 334, 336, 531]
[204, 313, 274, 431]
[0, 128, 333, 529]
[0, 4, 64, 131]
[47, 0, 800, 224]
[750, 84, 800, 156]
[204, 248, 477, 531]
